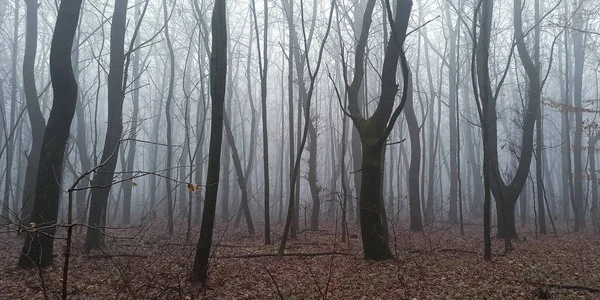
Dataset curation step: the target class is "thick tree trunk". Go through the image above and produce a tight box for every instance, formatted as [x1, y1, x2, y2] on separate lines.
[360, 142, 393, 259]
[18, 0, 83, 268]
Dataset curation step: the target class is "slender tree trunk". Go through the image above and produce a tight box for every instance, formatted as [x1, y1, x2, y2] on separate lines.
[223, 111, 255, 235]
[251, 0, 271, 244]
[572, 0, 586, 231]
[2, 0, 20, 225]
[122, 2, 141, 226]
[559, 2, 571, 222]
[190, 0, 227, 283]
[447, 4, 459, 223]
[20, 0, 46, 225]
[85, 0, 129, 252]
[162, 0, 176, 236]
[590, 135, 600, 230]
[405, 74, 423, 232]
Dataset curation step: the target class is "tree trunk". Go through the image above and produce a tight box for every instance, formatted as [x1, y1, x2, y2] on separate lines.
[2, 0, 20, 225]
[223, 112, 255, 235]
[190, 0, 227, 283]
[360, 142, 393, 259]
[122, 2, 141, 226]
[18, 0, 84, 268]
[85, 0, 128, 252]
[572, 0, 586, 231]
[162, 0, 176, 236]
[589, 136, 599, 230]
[20, 0, 46, 225]
[404, 75, 423, 232]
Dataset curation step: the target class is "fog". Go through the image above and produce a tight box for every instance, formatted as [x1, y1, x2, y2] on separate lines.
[1, 0, 600, 297]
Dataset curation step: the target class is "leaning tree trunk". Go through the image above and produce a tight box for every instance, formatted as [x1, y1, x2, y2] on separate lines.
[18, 0, 84, 268]
[85, 0, 128, 252]
[190, 0, 227, 283]
[223, 111, 255, 235]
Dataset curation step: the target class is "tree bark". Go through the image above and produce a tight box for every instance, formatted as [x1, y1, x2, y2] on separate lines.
[85, 0, 128, 252]
[18, 0, 84, 268]
[20, 0, 46, 225]
[344, 0, 412, 260]
[190, 0, 227, 283]
[572, 0, 586, 231]
[122, 2, 141, 226]
[404, 74, 423, 232]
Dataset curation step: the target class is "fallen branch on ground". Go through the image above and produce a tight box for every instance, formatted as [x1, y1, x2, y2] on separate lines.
[217, 252, 351, 259]
[438, 248, 479, 254]
[545, 284, 600, 293]
[85, 254, 148, 259]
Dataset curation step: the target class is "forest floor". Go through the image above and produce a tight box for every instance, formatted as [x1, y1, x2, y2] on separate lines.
[1, 220, 600, 299]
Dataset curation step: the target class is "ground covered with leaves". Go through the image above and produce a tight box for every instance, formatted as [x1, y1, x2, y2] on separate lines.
[1, 221, 600, 299]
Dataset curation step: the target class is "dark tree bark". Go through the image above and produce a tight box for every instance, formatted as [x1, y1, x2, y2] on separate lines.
[404, 74, 423, 232]
[18, 0, 84, 268]
[494, 0, 542, 239]
[20, 0, 46, 225]
[85, 0, 128, 252]
[343, 0, 412, 260]
[473, 0, 493, 261]
[190, 0, 227, 283]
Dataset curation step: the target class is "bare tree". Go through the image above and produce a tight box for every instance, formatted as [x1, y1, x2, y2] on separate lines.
[85, 0, 129, 252]
[18, 0, 84, 268]
[20, 0, 46, 225]
[342, 0, 413, 260]
[190, 0, 227, 283]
